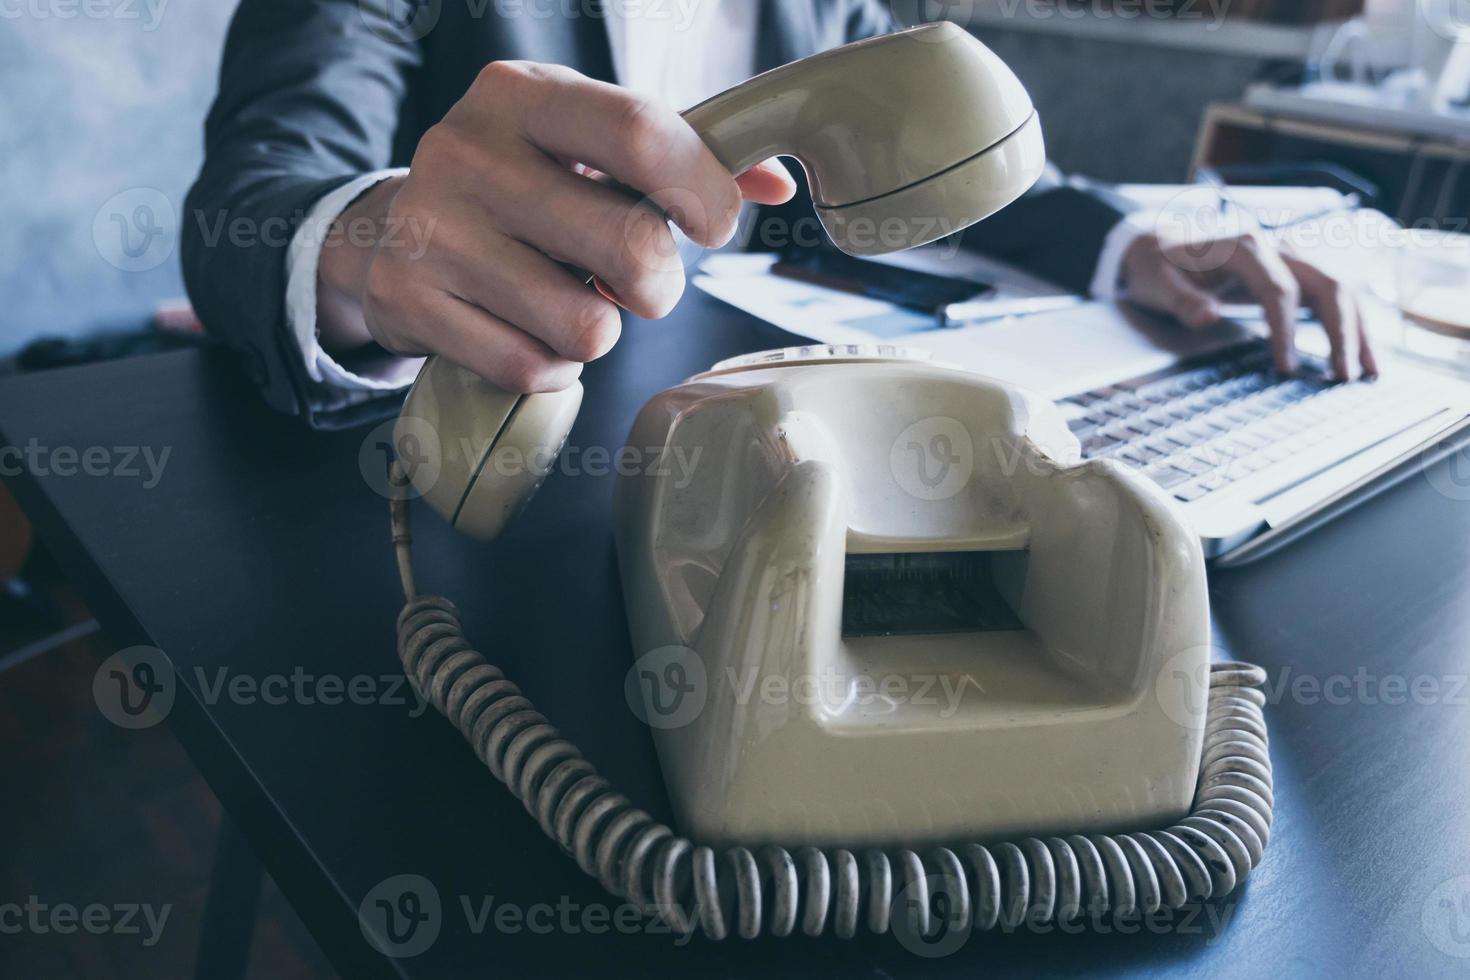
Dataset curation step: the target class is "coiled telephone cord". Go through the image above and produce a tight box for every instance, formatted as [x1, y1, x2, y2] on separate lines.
[388, 464, 1272, 941]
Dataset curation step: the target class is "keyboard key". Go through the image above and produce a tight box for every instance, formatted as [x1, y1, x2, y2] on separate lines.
[1234, 400, 1273, 420]
[1187, 445, 1230, 467]
[1171, 455, 1213, 476]
[1280, 433, 1313, 453]
[1218, 407, 1259, 427]
[1125, 417, 1164, 436]
[1201, 389, 1235, 408]
[1065, 351, 1434, 497]
[1057, 400, 1093, 424]
[1115, 448, 1148, 468]
[1145, 464, 1193, 489]
[1216, 438, 1250, 457]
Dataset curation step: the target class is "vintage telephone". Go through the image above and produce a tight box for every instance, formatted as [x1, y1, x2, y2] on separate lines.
[386, 24, 1272, 942]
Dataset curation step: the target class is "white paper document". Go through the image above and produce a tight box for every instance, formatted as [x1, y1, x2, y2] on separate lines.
[692, 248, 1062, 344]
[691, 251, 1261, 399]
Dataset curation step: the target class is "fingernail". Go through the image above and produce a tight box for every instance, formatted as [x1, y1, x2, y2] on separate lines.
[593, 277, 626, 309]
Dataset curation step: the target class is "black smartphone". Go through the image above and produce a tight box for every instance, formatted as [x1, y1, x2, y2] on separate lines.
[771, 246, 991, 315]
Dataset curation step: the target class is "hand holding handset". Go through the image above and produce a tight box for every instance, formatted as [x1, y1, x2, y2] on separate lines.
[394, 22, 1044, 536]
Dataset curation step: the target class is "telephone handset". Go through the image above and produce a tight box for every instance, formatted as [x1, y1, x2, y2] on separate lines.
[398, 21, 1044, 538]
[388, 24, 1272, 945]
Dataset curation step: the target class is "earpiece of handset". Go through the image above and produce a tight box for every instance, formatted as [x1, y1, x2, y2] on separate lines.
[395, 22, 1042, 538]
[394, 357, 582, 540]
[681, 21, 1043, 255]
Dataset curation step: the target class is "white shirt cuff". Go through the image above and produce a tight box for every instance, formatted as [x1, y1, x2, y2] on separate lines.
[285, 168, 423, 392]
[1087, 211, 1154, 300]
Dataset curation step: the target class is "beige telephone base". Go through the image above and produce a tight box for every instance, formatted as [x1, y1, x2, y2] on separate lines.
[615, 347, 1212, 846]
[388, 347, 1273, 941]
[386, 24, 1272, 944]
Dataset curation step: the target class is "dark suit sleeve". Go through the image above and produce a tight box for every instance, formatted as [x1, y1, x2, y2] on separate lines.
[182, 0, 420, 427]
[958, 175, 1134, 295]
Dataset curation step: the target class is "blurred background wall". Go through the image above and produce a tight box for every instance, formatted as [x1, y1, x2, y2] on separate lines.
[979, 29, 1282, 183]
[0, 2, 235, 354]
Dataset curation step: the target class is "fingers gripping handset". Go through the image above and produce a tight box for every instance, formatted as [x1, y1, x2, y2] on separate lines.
[395, 22, 1045, 538]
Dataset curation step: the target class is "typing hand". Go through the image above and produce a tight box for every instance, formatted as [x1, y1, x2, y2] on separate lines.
[316, 62, 795, 393]
[1119, 230, 1378, 382]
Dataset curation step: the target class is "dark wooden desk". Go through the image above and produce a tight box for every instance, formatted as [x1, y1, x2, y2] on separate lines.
[3, 290, 1470, 978]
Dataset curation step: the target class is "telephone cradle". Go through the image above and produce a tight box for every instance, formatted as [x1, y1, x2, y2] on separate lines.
[381, 24, 1272, 946]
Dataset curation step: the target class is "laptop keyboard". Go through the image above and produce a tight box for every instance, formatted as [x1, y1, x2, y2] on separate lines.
[1057, 345, 1425, 504]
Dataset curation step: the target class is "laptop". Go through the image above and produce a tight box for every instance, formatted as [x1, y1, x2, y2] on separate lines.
[913, 300, 1470, 563]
